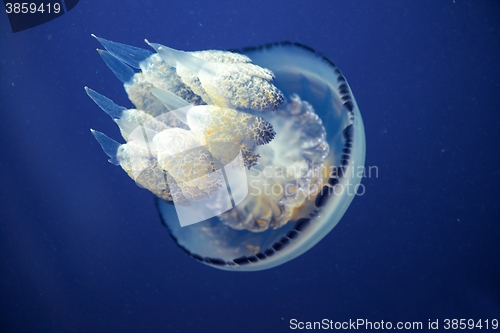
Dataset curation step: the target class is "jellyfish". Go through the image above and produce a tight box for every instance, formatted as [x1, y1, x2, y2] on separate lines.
[86, 35, 365, 271]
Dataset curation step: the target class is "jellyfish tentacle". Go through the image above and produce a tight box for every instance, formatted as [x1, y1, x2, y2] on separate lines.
[96, 49, 135, 84]
[85, 87, 126, 119]
[145, 40, 211, 75]
[150, 87, 192, 125]
[90, 129, 120, 166]
[92, 34, 152, 69]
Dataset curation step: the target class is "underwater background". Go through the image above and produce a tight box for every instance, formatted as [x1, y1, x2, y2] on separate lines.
[1, 0, 499, 332]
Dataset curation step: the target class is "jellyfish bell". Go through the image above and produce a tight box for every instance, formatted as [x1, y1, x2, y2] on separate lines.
[87, 36, 365, 271]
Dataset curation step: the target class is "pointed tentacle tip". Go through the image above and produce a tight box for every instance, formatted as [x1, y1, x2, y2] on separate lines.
[91, 34, 103, 43]
[144, 39, 154, 50]
[90, 128, 121, 166]
[145, 39, 162, 53]
[91, 34, 105, 42]
[84, 86, 126, 119]
[144, 40, 172, 57]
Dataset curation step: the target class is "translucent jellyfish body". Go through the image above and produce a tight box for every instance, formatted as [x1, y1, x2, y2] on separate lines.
[87, 36, 365, 271]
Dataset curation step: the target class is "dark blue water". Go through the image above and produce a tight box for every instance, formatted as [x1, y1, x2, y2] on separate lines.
[1, 1, 499, 332]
